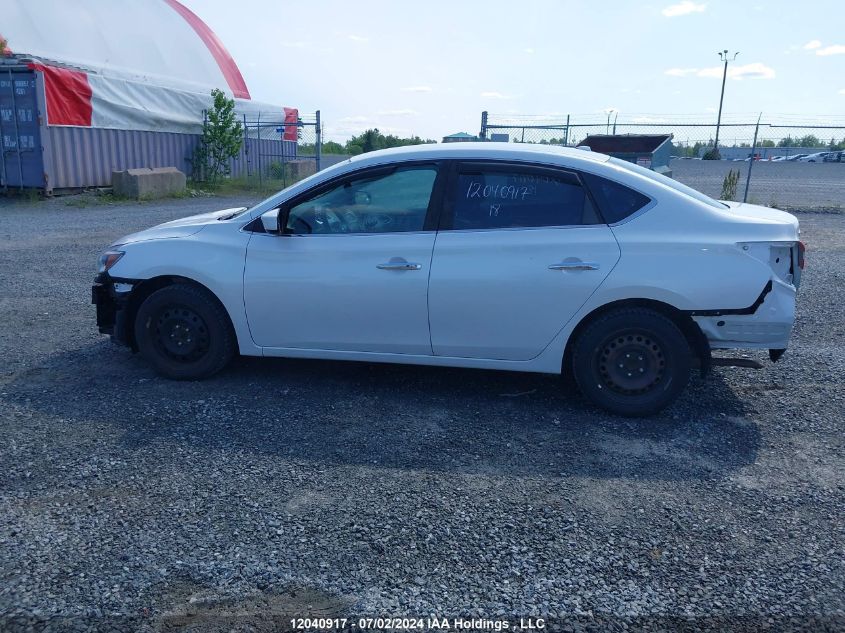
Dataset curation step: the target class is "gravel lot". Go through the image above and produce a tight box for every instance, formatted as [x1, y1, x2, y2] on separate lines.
[671, 160, 845, 211]
[0, 194, 843, 632]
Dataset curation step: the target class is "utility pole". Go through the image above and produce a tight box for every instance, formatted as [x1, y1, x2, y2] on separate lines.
[605, 108, 617, 135]
[713, 50, 738, 151]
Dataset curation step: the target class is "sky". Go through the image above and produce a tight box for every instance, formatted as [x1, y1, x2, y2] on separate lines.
[181, 0, 845, 143]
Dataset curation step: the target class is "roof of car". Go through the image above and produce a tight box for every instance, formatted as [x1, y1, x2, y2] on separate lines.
[343, 142, 612, 168]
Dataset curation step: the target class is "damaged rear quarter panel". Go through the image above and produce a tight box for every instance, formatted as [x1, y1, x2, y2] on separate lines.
[600, 201, 775, 311]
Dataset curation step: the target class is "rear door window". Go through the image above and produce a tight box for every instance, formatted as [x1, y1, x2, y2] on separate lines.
[444, 163, 600, 230]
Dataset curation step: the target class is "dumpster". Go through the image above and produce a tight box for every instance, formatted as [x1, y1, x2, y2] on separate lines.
[578, 134, 674, 177]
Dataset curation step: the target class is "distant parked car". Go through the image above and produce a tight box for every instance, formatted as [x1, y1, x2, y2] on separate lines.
[798, 152, 828, 162]
[92, 143, 804, 417]
[785, 154, 808, 161]
[822, 150, 843, 163]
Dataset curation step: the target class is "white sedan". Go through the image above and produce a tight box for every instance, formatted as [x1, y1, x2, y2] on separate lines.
[92, 143, 803, 416]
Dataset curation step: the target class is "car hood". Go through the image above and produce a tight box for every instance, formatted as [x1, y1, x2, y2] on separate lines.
[111, 207, 247, 246]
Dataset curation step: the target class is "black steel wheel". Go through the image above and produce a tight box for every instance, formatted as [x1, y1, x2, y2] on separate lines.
[134, 283, 235, 380]
[153, 305, 210, 363]
[572, 307, 691, 417]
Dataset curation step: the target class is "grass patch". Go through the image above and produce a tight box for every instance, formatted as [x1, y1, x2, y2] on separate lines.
[192, 176, 302, 196]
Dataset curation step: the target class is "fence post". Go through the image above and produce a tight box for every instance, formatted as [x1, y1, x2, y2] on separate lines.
[480, 111, 488, 140]
[565, 115, 570, 146]
[243, 113, 250, 178]
[315, 110, 322, 171]
[257, 112, 262, 191]
[743, 113, 762, 203]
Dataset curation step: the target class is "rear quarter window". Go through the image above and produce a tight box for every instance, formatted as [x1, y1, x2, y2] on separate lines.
[582, 172, 652, 224]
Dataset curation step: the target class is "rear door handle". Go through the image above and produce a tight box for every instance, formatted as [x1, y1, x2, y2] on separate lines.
[548, 262, 600, 271]
[377, 261, 422, 271]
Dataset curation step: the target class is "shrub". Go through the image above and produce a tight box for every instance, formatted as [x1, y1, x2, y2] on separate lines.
[720, 168, 741, 201]
[190, 89, 243, 184]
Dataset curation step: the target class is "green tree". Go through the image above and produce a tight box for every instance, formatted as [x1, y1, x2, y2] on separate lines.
[191, 88, 243, 184]
[344, 128, 435, 154]
[798, 134, 820, 148]
[0, 36, 7, 56]
[321, 140, 345, 154]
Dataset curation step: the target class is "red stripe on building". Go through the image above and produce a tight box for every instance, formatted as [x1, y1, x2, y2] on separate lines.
[283, 107, 299, 141]
[28, 63, 93, 126]
[163, 0, 251, 99]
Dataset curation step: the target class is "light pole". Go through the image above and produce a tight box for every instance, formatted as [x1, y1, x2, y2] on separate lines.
[605, 108, 617, 135]
[713, 50, 738, 151]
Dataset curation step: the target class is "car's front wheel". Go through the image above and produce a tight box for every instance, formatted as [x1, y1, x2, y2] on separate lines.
[134, 283, 236, 380]
[571, 307, 691, 417]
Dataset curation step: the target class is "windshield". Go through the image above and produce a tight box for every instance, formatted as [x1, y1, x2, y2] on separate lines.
[608, 157, 729, 210]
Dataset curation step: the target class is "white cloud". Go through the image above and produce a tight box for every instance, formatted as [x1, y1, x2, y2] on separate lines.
[661, 1, 707, 17]
[480, 91, 516, 99]
[664, 67, 699, 77]
[337, 115, 371, 123]
[282, 41, 307, 48]
[347, 34, 369, 42]
[839, 89, 845, 95]
[670, 62, 776, 80]
[402, 85, 432, 93]
[803, 39, 822, 50]
[524, 48, 535, 54]
[725, 62, 776, 79]
[376, 109, 419, 117]
[817, 44, 845, 56]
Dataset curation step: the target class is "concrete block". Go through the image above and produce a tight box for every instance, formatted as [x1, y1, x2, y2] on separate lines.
[112, 167, 186, 199]
[288, 160, 317, 181]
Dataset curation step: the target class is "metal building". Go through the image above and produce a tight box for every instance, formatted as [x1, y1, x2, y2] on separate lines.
[1, 0, 296, 193]
[577, 134, 674, 176]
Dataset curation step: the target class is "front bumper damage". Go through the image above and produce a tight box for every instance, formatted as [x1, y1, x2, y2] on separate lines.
[91, 273, 135, 346]
[692, 277, 795, 357]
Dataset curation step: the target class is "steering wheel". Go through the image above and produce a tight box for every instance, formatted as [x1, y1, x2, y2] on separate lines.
[323, 208, 351, 233]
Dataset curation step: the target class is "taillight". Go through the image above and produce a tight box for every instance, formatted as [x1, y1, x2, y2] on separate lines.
[797, 240, 806, 269]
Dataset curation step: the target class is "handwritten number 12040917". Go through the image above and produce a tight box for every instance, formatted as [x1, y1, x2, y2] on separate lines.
[466, 181, 536, 201]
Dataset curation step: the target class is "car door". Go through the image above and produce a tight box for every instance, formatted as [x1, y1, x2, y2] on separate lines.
[243, 163, 443, 354]
[428, 161, 621, 361]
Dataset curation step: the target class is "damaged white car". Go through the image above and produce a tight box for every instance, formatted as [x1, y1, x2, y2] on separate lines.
[92, 143, 803, 416]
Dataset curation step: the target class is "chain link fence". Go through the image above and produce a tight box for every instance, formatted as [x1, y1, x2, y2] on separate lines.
[480, 113, 845, 210]
[238, 111, 322, 192]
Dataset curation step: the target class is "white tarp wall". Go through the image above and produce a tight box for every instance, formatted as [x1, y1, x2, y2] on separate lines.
[1, 0, 295, 133]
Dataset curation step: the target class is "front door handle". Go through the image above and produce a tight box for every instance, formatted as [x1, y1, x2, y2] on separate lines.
[377, 261, 422, 271]
[548, 262, 600, 271]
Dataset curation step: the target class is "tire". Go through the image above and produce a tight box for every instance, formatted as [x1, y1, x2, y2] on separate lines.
[571, 307, 691, 417]
[134, 283, 236, 380]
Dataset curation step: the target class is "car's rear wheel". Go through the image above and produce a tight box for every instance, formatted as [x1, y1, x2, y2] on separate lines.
[571, 307, 691, 417]
[134, 283, 235, 380]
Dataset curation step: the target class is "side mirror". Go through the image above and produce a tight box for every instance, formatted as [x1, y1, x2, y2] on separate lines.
[260, 208, 291, 234]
